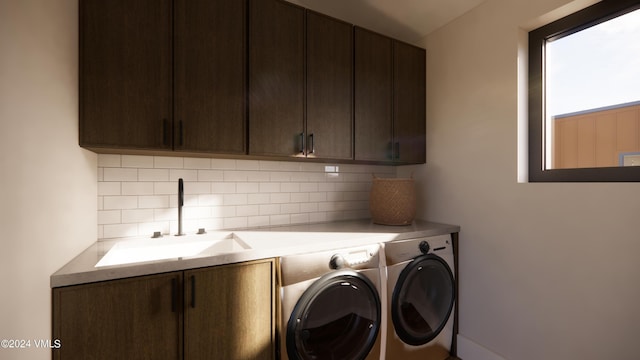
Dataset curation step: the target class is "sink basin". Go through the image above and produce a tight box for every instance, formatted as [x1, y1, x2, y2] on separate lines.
[95, 233, 251, 267]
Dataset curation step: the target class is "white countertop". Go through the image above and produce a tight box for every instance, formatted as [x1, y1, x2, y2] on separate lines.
[51, 219, 460, 287]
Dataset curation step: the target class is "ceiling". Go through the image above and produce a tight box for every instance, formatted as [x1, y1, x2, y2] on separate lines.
[285, 0, 486, 45]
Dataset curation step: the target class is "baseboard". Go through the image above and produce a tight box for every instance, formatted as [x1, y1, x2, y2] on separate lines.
[456, 335, 506, 360]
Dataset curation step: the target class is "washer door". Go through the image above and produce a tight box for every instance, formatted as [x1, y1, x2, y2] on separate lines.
[391, 254, 455, 346]
[287, 270, 381, 360]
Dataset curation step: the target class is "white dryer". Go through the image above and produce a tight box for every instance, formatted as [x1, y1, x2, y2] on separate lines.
[280, 243, 384, 360]
[383, 234, 456, 360]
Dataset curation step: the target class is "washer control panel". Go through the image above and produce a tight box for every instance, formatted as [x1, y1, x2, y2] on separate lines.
[329, 248, 374, 269]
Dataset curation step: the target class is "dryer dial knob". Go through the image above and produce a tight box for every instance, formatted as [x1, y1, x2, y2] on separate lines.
[419, 240, 430, 254]
[329, 254, 346, 269]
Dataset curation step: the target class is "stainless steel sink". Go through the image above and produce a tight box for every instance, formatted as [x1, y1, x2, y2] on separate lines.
[95, 233, 251, 267]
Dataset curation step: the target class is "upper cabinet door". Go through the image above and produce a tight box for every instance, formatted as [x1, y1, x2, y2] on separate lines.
[249, 0, 305, 157]
[80, 0, 172, 150]
[174, 0, 247, 155]
[394, 41, 426, 164]
[306, 11, 354, 161]
[354, 27, 393, 162]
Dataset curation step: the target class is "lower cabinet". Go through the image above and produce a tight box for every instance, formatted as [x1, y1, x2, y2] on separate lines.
[52, 259, 276, 360]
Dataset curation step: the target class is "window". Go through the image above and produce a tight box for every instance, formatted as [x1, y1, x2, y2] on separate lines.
[529, 0, 640, 181]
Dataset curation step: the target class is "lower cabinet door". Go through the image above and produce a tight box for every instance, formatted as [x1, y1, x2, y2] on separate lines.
[52, 272, 182, 360]
[184, 259, 275, 360]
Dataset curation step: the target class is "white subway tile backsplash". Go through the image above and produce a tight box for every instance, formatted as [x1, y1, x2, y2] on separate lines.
[122, 155, 154, 168]
[98, 210, 121, 225]
[270, 193, 291, 204]
[237, 205, 259, 217]
[96, 156, 395, 240]
[103, 168, 138, 182]
[224, 217, 248, 229]
[248, 215, 270, 228]
[122, 182, 154, 196]
[154, 156, 184, 169]
[281, 203, 300, 214]
[98, 154, 121, 167]
[259, 182, 281, 193]
[291, 213, 310, 224]
[224, 170, 249, 182]
[270, 214, 290, 226]
[139, 169, 169, 181]
[300, 183, 319, 192]
[211, 182, 236, 194]
[248, 193, 270, 205]
[237, 182, 260, 193]
[211, 159, 237, 170]
[184, 157, 211, 169]
[138, 195, 169, 209]
[184, 182, 211, 195]
[236, 160, 260, 170]
[223, 194, 247, 206]
[170, 169, 198, 181]
[121, 209, 154, 224]
[290, 192, 309, 203]
[98, 182, 121, 196]
[198, 194, 223, 206]
[103, 223, 138, 238]
[198, 170, 224, 182]
[309, 192, 327, 202]
[103, 196, 138, 210]
[259, 204, 280, 216]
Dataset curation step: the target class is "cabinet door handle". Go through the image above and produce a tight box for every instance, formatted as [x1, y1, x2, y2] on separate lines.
[299, 133, 305, 154]
[190, 275, 196, 308]
[395, 142, 400, 160]
[171, 277, 178, 312]
[308, 133, 315, 154]
[178, 120, 184, 147]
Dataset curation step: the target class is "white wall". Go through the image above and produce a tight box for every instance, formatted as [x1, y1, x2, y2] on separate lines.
[0, 1, 96, 359]
[403, 0, 640, 358]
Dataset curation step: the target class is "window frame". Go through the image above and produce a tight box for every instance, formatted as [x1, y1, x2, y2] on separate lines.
[528, 0, 640, 182]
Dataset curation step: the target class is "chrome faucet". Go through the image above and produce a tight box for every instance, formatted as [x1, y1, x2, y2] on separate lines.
[176, 178, 185, 236]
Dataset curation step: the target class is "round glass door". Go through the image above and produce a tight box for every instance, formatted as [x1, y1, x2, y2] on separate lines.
[391, 254, 455, 346]
[287, 270, 381, 360]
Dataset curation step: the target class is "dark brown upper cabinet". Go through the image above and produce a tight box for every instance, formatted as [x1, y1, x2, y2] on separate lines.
[80, 0, 424, 164]
[394, 41, 426, 164]
[174, 0, 246, 154]
[80, 0, 172, 150]
[80, 0, 246, 154]
[354, 28, 426, 164]
[354, 27, 394, 162]
[249, 0, 305, 157]
[305, 11, 354, 161]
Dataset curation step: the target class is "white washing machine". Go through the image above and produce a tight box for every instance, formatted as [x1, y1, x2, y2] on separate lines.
[383, 234, 456, 360]
[279, 243, 385, 360]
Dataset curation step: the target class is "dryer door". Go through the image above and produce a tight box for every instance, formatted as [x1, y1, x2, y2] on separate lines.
[287, 270, 381, 360]
[391, 254, 455, 346]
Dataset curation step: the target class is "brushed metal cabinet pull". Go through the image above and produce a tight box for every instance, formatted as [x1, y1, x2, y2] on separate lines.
[308, 133, 315, 154]
[299, 132, 305, 154]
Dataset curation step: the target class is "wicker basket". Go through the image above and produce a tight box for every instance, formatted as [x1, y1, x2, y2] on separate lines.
[369, 175, 416, 225]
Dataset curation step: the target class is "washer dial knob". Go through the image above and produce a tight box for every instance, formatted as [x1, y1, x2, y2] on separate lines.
[329, 254, 346, 269]
[419, 240, 430, 254]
